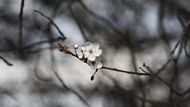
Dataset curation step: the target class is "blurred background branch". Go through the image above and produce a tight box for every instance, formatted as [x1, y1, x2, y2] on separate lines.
[0, 0, 190, 107]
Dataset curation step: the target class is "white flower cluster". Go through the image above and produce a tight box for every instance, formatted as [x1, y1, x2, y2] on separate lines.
[74, 42, 102, 70]
[82, 42, 102, 70]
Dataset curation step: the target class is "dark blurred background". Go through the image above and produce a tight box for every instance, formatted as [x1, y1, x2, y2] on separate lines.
[0, 0, 190, 107]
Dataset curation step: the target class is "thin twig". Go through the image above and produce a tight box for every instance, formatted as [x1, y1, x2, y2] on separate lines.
[102, 64, 181, 96]
[102, 65, 185, 96]
[33, 10, 66, 40]
[154, 75, 181, 96]
[77, 0, 126, 38]
[45, 0, 65, 33]
[77, 0, 186, 76]
[58, 45, 150, 76]
[59, 44, 189, 97]
[68, 2, 89, 42]
[141, 36, 183, 75]
[23, 37, 62, 50]
[18, 0, 25, 52]
[0, 56, 13, 66]
[50, 47, 91, 107]
[44, 16, 91, 107]
[157, 38, 182, 74]
[157, 19, 190, 74]
[101, 66, 150, 76]
[33, 54, 51, 82]
[0, 38, 60, 53]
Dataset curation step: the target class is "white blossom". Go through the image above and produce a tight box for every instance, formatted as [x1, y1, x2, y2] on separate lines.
[81, 46, 85, 51]
[87, 57, 102, 70]
[59, 41, 103, 70]
[82, 42, 102, 61]
[74, 44, 79, 49]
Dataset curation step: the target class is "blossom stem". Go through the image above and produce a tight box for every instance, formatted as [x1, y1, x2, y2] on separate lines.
[90, 69, 98, 81]
[101, 66, 151, 76]
[74, 48, 79, 58]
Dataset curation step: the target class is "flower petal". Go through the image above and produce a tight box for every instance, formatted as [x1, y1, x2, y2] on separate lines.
[96, 62, 102, 69]
[83, 51, 89, 58]
[93, 43, 100, 49]
[94, 49, 102, 56]
[88, 55, 96, 61]
[85, 45, 93, 51]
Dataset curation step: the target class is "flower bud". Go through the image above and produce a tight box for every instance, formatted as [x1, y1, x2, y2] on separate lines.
[81, 47, 85, 51]
[74, 44, 79, 49]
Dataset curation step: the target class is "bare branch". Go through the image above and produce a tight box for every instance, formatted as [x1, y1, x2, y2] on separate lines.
[68, 2, 89, 42]
[0, 56, 13, 66]
[101, 66, 150, 76]
[33, 10, 66, 40]
[157, 38, 182, 73]
[50, 46, 91, 107]
[17, 0, 25, 52]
